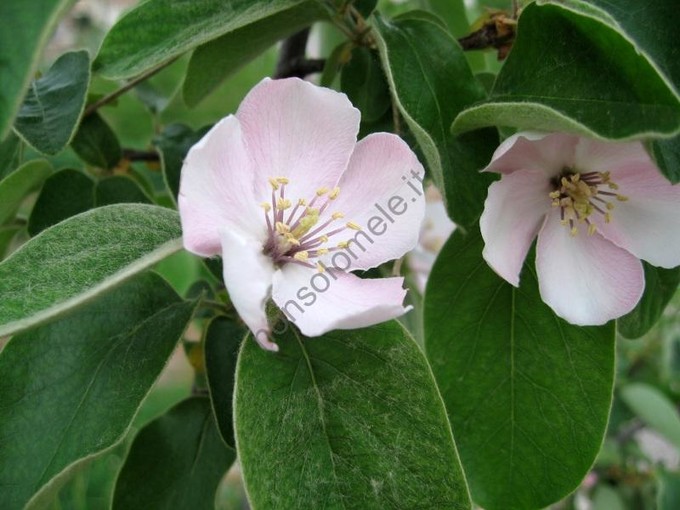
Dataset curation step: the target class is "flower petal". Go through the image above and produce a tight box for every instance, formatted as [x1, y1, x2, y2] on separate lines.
[271, 264, 410, 337]
[323, 133, 426, 270]
[536, 209, 644, 326]
[480, 168, 552, 286]
[584, 143, 680, 268]
[484, 131, 578, 178]
[179, 116, 263, 257]
[236, 77, 360, 203]
[220, 229, 278, 351]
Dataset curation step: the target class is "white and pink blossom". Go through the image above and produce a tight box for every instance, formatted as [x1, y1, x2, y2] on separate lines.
[178, 77, 425, 351]
[480, 132, 680, 325]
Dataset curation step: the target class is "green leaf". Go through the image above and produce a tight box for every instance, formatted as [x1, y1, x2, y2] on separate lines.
[94, 0, 317, 80]
[426, 0, 470, 37]
[452, 3, 680, 139]
[154, 123, 210, 204]
[204, 317, 245, 448]
[618, 263, 680, 339]
[235, 321, 471, 509]
[0, 272, 196, 510]
[658, 469, 680, 510]
[183, 0, 326, 107]
[13, 50, 90, 155]
[71, 112, 122, 169]
[113, 397, 235, 510]
[592, 485, 626, 510]
[0, 0, 77, 139]
[28, 168, 95, 236]
[373, 13, 498, 227]
[340, 47, 391, 123]
[424, 229, 615, 510]
[0, 204, 183, 337]
[651, 135, 680, 184]
[95, 175, 153, 206]
[0, 131, 22, 179]
[619, 383, 680, 450]
[0, 159, 52, 225]
[0, 225, 21, 259]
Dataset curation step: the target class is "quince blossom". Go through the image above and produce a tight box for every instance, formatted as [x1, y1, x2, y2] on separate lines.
[480, 132, 680, 325]
[178, 78, 425, 351]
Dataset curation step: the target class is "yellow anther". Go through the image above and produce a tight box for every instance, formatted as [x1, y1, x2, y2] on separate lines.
[319, 235, 329, 243]
[297, 198, 307, 206]
[276, 198, 292, 210]
[260, 202, 271, 212]
[346, 221, 361, 231]
[305, 207, 320, 215]
[275, 222, 290, 234]
[268, 177, 280, 190]
[316, 248, 329, 255]
[332, 212, 345, 220]
[329, 187, 340, 200]
[294, 251, 309, 262]
[276, 177, 289, 185]
[608, 182, 619, 190]
[316, 262, 325, 273]
[606, 202, 615, 210]
[316, 187, 329, 196]
[292, 208, 320, 238]
[285, 234, 300, 246]
[570, 226, 578, 236]
[588, 223, 597, 236]
[337, 241, 349, 249]
[549, 191, 561, 199]
[616, 194, 629, 202]
[604, 212, 612, 223]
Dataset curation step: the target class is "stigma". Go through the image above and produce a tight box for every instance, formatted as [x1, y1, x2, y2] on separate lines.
[549, 170, 628, 236]
[260, 177, 360, 270]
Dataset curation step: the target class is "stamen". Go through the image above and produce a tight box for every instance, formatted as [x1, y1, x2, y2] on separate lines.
[337, 241, 349, 248]
[276, 177, 290, 185]
[276, 198, 291, 210]
[260, 202, 271, 212]
[275, 222, 290, 234]
[329, 187, 340, 200]
[293, 251, 309, 262]
[316, 187, 329, 196]
[332, 212, 344, 220]
[268, 177, 280, 190]
[316, 262, 325, 273]
[346, 221, 361, 231]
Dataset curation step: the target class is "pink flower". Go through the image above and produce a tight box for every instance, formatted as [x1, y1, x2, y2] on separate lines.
[480, 132, 680, 325]
[178, 78, 425, 351]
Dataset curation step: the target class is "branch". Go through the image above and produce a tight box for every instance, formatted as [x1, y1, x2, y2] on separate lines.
[122, 149, 159, 162]
[274, 28, 325, 79]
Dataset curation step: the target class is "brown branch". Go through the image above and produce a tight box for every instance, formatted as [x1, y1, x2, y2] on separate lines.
[274, 28, 325, 79]
[122, 148, 159, 162]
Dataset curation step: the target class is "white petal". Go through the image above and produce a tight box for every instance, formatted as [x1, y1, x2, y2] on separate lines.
[585, 143, 680, 268]
[178, 116, 263, 257]
[236, 77, 360, 203]
[484, 131, 579, 177]
[480, 169, 552, 286]
[322, 133, 426, 270]
[271, 264, 410, 337]
[220, 229, 278, 351]
[536, 209, 644, 326]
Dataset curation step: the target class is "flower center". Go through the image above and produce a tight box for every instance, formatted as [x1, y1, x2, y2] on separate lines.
[260, 177, 361, 271]
[549, 169, 628, 236]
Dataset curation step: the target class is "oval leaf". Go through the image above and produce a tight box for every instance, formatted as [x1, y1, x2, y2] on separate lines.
[452, 3, 680, 140]
[94, 0, 316, 80]
[0, 159, 52, 225]
[71, 112, 122, 169]
[0, 0, 77, 139]
[0, 203, 183, 337]
[95, 175, 153, 206]
[424, 229, 615, 510]
[235, 321, 471, 509]
[113, 397, 235, 510]
[373, 13, 498, 227]
[0, 272, 196, 510]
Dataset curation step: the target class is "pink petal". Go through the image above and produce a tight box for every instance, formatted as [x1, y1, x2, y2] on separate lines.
[582, 142, 680, 268]
[178, 116, 263, 257]
[220, 229, 278, 351]
[236, 77, 360, 204]
[536, 209, 644, 326]
[271, 264, 410, 337]
[321, 133, 426, 270]
[480, 169, 553, 286]
[484, 131, 578, 178]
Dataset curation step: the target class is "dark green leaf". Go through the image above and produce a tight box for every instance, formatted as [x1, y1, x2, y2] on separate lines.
[204, 317, 245, 448]
[651, 135, 680, 184]
[0, 225, 21, 259]
[94, 0, 317, 80]
[453, 3, 680, 139]
[13, 51, 90, 155]
[618, 263, 680, 339]
[320, 41, 352, 88]
[340, 47, 391, 123]
[0, 131, 22, 179]
[113, 397, 235, 510]
[620, 383, 680, 450]
[28, 168, 95, 236]
[71, 112, 122, 169]
[183, 1, 326, 107]
[0, 272, 196, 510]
[0, 159, 52, 225]
[425, 229, 615, 510]
[0, 0, 77, 139]
[95, 175, 153, 206]
[235, 321, 471, 509]
[0, 204, 183, 337]
[373, 14, 498, 227]
[425, 0, 470, 37]
[154, 123, 210, 204]
[658, 469, 680, 510]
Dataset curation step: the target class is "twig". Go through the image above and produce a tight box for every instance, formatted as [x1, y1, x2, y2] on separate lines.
[122, 149, 159, 162]
[274, 28, 326, 79]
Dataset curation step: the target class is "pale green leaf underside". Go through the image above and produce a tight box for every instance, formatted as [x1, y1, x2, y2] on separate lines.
[0, 204, 183, 337]
[0, 159, 52, 225]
